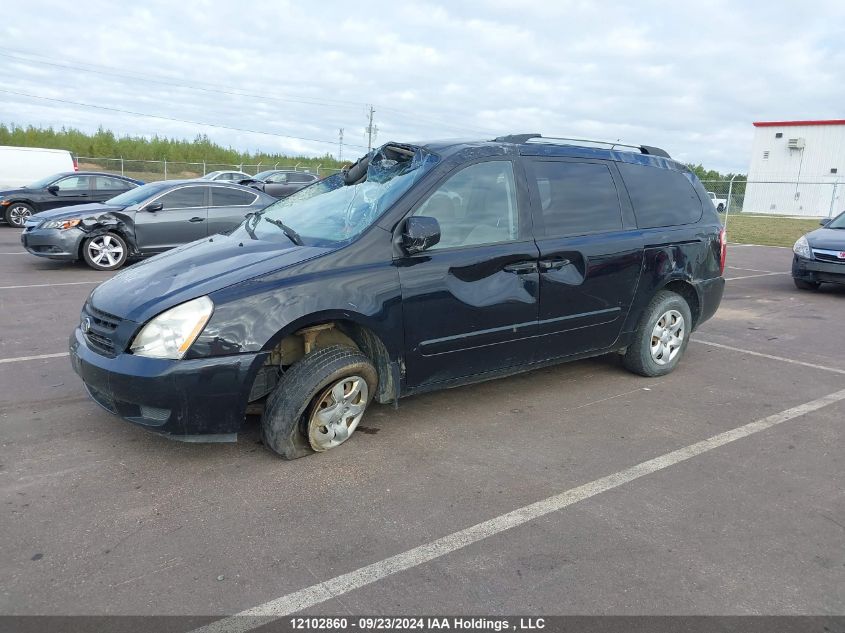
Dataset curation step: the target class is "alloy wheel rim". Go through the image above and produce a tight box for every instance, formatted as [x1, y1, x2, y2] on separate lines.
[9, 205, 31, 226]
[307, 375, 369, 451]
[88, 235, 124, 267]
[650, 309, 685, 365]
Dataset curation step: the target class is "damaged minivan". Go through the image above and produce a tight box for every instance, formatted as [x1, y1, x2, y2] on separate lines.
[70, 135, 725, 458]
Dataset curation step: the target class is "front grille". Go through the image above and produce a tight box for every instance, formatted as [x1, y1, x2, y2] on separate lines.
[82, 303, 124, 357]
[812, 250, 845, 264]
[88, 305, 121, 330]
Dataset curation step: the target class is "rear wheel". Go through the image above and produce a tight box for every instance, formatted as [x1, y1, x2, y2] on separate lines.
[716, 203, 725, 212]
[261, 345, 378, 459]
[4, 202, 34, 228]
[793, 278, 820, 291]
[82, 232, 128, 270]
[623, 290, 692, 377]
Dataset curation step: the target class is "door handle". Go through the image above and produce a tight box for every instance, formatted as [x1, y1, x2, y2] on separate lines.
[503, 261, 537, 274]
[539, 259, 571, 271]
[188, 217, 205, 222]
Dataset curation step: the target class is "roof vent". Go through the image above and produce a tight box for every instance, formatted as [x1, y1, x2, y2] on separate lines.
[787, 137, 805, 149]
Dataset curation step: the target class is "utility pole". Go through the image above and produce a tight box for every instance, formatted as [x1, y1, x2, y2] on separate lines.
[338, 128, 344, 162]
[365, 105, 378, 152]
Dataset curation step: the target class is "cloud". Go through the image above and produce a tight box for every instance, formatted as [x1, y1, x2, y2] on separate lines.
[0, 0, 843, 173]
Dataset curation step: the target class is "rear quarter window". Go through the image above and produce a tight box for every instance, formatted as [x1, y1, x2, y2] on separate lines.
[619, 163, 703, 228]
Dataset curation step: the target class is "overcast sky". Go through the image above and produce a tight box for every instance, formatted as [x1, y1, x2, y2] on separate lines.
[1, 0, 843, 173]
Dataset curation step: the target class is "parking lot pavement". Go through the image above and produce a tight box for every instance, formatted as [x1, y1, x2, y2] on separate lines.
[1, 234, 843, 621]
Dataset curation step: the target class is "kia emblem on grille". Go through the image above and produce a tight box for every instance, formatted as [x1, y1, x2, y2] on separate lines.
[81, 317, 92, 333]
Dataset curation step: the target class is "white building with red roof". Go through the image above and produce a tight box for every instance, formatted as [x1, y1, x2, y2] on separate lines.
[744, 120, 844, 217]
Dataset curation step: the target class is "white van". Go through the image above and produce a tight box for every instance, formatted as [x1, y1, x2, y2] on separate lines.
[0, 146, 76, 189]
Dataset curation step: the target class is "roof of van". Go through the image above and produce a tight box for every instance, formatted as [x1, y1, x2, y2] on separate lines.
[414, 136, 680, 171]
[0, 145, 73, 154]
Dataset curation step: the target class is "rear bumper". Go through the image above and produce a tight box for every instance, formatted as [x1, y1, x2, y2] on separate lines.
[693, 276, 725, 329]
[21, 227, 83, 261]
[792, 255, 845, 284]
[69, 327, 266, 439]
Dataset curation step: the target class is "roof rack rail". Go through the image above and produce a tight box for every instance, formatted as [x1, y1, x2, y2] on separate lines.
[493, 133, 671, 159]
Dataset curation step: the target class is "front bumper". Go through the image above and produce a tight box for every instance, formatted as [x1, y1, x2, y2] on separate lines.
[792, 255, 845, 285]
[70, 327, 266, 440]
[21, 226, 84, 261]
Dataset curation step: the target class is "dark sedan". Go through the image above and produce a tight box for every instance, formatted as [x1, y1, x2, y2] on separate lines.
[792, 210, 845, 289]
[21, 180, 275, 270]
[1, 172, 144, 228]
[240, 169, 319, 198]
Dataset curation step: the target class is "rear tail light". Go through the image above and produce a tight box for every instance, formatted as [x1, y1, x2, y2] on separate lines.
[73, 158, 78, 171]
[719, 227, 727, 276]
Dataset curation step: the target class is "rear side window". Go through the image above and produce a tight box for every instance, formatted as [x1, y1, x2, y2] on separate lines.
[95, 176, 133, 190]
[211, 187, 258, 206]
[530, 161, 622, 237]
[619, 163, 703, 228]
[288, 172, 315, 183]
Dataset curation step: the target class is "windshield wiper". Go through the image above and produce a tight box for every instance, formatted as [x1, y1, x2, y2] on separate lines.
[263, 217, 303, 245]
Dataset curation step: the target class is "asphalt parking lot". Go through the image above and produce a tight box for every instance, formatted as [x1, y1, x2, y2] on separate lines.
[1, 231, 843, 624]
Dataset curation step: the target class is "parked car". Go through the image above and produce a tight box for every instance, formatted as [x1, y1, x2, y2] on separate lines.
[69, 135, 725, 458]
[22, 180, 274, 270]
[200, 170, 252, 182]
[707, 191, 727, 212]
[792, 211, 845, 289]
[1, 172, 143, 228]
[0, 145, 76, 189]
[241, 169, 319, 198]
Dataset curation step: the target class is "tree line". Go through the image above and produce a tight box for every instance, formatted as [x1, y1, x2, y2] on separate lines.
[0, 123, 344, 170]
[0, 122, 744, 180]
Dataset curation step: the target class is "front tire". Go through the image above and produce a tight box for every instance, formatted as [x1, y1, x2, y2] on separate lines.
[82, 232, 128, 270]
[793, 278, 820, 291]
[261, 345, 378, 459]
[623, 290, 692, 377]
[4, 202, 34, 228]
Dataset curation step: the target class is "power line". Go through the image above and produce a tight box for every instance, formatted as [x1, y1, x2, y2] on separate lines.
[0, 48, 498, 138]
[0, 88, 368, 150]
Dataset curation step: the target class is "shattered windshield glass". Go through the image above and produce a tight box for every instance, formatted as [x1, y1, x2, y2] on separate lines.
[239, 145, 438, 247]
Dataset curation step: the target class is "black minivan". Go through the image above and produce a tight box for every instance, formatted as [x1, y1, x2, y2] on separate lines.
[70, 135, 726, 459]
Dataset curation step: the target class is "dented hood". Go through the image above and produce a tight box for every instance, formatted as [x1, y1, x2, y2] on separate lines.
[89, 230, 327, 324]
[32, 203, 127, 223]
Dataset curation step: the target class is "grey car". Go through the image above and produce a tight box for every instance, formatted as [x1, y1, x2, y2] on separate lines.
[21, 180, 275, 270]
[241, 170, 319, 198]
[200, 170, 252, 182]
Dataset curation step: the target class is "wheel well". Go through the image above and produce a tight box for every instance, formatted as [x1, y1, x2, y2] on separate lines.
[251, 319, 396, 405]
[663, 280, 700, 328]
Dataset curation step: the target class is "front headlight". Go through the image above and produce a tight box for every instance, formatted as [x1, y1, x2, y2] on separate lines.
[41, 218, 81, 230]
[130, 296, 214, 359]
[793, 235, 813, 259]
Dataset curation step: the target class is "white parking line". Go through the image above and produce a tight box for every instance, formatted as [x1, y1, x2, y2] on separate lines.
[725, 272, 789, 281]
[693, 339, 845, 375]
[0, 352, 70, 365]
[726, 266, 784, 274]
[0, 252, 27, 255]
[0, 280, 101, 290]
[191, 387, 845, 633]
[728, 243, 791, 249]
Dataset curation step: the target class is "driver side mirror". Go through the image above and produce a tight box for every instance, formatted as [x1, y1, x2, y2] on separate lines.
[402, 216, 441, 255]
[820, 218, 831, 226]
[47, 184, 59, 195]
[145, 202, 164, 212]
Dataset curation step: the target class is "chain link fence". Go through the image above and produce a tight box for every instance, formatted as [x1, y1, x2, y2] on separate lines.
[701, 179, 843, 218]
[76, 157, 342, 183]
